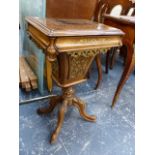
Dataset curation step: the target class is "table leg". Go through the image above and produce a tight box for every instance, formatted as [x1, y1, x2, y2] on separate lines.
[105, 50, 110, 74]
[37, 96, 62, 115]
[72, 97, 96, 122]
[111, 44, 135, 108]
[95, 53, 102, 89]
[110, 47, 118, 69]
[46, 57, 53, 92]
[50, 100, 68, 143]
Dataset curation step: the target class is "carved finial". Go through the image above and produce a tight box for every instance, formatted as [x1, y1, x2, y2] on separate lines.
[46, 39, 58, 62]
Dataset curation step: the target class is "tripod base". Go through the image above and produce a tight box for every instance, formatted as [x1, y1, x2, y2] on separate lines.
[37, 87, 96, 143]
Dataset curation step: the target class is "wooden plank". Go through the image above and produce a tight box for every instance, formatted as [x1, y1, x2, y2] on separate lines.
[19, 57, 29, 88]
[19, 73, 21, 85]
[24, 83, 31, 92]
[30, 81, 38, 89]
[21, 57, 38, 90]
[19, 57, 31, 91]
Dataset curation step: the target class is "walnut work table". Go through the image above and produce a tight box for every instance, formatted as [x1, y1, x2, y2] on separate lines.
[103, 14, 135, 108]
[26, 17, 124, 143]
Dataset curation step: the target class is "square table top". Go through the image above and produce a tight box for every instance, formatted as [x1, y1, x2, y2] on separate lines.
[26, 16, 124, 37]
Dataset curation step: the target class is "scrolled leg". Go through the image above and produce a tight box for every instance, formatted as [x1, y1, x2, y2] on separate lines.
[72, 97, 96, 122]
[111, 43, 134, 108]
[105, 50, 110, 74]
[95, 53, 102, 90]
[110, 47, 118, 69]
[37, 96, 62, 115]
[50, 100, 68, 143]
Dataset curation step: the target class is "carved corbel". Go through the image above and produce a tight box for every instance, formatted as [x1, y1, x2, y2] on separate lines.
[46, 39, 58, 62]
[45, 38, 59, 92]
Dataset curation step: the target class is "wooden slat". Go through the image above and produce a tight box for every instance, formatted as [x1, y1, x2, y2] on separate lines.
[24, 83, 31, 92]
[21, 57, 38, 90]
[19, 57, 31, 91]
[19, 73, 21, 85]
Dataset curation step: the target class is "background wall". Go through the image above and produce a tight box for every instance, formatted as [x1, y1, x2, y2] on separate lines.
[19, 0, 46, 94]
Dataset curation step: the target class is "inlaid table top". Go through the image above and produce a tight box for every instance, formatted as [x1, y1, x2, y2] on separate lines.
[26, 16, 124, 37]
[26, 17, 124, 54]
